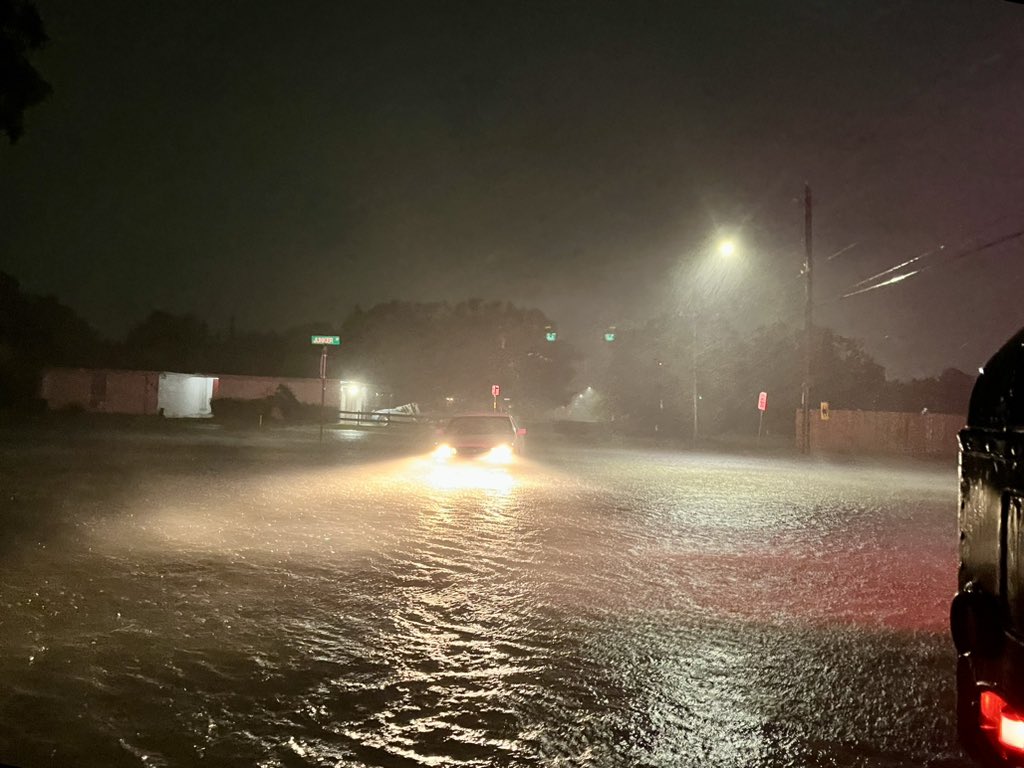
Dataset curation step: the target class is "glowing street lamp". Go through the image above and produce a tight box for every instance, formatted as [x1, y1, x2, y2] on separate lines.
[691, 236, 741, 441]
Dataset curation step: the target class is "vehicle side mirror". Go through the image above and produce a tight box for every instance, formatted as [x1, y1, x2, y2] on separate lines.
[517, 428, 527, 436]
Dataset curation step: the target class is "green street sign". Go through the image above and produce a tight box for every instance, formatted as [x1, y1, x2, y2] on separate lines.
[311, 335, 341, 345]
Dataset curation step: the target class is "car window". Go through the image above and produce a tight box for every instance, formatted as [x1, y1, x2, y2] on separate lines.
[446, 417, 514, 436]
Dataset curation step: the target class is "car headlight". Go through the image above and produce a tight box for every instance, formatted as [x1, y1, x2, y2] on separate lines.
[433, 443, 456, 461]
[484, 444, 514, 464]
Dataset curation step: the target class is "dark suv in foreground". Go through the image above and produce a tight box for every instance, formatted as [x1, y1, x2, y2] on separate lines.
[954, 326, 1024, 766]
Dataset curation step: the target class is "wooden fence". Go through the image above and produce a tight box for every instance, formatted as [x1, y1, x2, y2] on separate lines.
[796, 409, 963, 457]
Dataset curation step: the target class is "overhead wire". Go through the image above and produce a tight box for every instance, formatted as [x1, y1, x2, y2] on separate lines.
[839, 226, 1024, 300]
[849, 245, 945, 290]
[826, 242, 859, 261]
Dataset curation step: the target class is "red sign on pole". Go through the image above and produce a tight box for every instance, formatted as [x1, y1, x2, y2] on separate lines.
[492, 384, 501, 397]
[757, 391, 768, 411]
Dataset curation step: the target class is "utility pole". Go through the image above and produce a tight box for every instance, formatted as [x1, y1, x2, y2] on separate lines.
[309, 334, 340, 442]
[691, 307, 699, 442]
[801, 183, 813, 454]
[319, 344, 327, 443]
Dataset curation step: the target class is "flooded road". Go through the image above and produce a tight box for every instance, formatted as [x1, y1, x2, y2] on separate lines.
[0, 426, 966, 767]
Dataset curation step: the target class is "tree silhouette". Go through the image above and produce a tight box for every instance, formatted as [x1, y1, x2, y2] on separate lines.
[120, 311, 211, 373]
[0, 0, 51, 143]
[0, 272, 105, 405]
[336, 300, 579, 415]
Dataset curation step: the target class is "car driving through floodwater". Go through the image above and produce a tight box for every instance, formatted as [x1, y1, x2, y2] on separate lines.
[432, 414, 527, 464]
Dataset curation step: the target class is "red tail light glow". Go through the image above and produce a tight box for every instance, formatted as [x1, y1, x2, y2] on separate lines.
[982, 690, 1006, 729]
[1002, 712, 1024, 752]
[980, 690, 1024, 753]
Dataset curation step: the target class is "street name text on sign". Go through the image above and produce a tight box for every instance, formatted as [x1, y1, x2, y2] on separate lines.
[311, 335, 341, 346]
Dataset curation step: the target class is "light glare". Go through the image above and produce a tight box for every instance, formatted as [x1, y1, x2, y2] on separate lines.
[425, 464, 515, 492]
[1002, 713, 1024, 751]
[483, 444, 514, 465]
[433, 444, 456, 461]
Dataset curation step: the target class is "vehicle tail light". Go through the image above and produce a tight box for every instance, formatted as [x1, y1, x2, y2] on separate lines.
[1002, 712, 1024, 752]
[982, 690, 1005, 730]
[979, 689, 1024, 753]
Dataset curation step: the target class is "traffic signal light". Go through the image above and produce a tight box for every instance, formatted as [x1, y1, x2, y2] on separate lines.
[545, 326, 557, 342]
[604, 327, 616, 342]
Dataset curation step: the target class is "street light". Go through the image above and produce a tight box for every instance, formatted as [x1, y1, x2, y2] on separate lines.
[691, 236, 741, 441]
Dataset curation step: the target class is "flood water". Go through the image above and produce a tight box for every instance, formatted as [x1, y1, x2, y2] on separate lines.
[0, 425, 967, 767]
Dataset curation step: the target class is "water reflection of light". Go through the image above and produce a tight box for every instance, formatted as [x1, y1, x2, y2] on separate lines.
[96, 451, 548, 558]
[425, 463, 516, 493]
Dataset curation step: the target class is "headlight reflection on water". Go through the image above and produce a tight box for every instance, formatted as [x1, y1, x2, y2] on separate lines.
[97, 451, 536, 557]
[424, 462, 516, 493]
[422, 447, 520, 491]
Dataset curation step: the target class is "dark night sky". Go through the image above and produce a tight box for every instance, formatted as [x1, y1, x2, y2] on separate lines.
[3, 0, 1024, 378]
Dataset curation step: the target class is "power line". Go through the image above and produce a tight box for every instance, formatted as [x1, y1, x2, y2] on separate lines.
[849, 245, 945, 290]
[827, 242, 859, 261]
[840, 226, 1024, 300]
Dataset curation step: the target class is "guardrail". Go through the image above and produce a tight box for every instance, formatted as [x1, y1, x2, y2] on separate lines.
[335, 410, 529, 428]
[336, 409, 426, 426]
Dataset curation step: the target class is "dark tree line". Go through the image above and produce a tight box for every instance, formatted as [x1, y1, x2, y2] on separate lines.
[595, 312, 976, 437]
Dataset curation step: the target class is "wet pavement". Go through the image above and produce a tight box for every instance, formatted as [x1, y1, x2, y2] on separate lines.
[0, 424, 967, 767]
